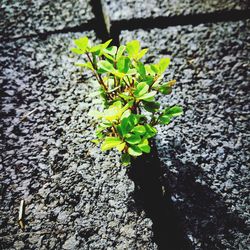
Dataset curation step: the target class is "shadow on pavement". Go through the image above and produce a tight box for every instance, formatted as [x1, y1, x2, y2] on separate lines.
[127, 141, 192, 250]
[127, 141, 248, 249]
[163, 155, 248, 249]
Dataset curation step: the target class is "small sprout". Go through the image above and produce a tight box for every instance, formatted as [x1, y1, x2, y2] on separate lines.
[71, 37, 183, 165]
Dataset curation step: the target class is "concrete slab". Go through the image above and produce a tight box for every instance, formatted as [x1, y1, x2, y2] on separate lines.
[120, 20, 250, 249]
[0, 0, 94, 39]
[102, 0, 249, 21]
[0, 32, 156, 249]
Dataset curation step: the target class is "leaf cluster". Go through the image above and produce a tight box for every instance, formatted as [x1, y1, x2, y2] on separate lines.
[71, 37, 183, 165]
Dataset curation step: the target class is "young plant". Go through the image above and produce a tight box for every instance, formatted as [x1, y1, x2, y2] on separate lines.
[71, 37, 183, 166]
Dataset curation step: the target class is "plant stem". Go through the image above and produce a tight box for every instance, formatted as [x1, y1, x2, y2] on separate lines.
[149, 75, 161, 91]
[123, 78, 130, 88]
[86, 52, 108, 92]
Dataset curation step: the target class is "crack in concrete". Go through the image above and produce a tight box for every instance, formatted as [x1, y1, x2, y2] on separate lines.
[0, 20, 96, 42]
[89, 0, 110, 42]
[109, 9, 250, 46]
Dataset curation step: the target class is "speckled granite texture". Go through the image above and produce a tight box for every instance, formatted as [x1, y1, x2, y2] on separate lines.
[1, 0, 249, 249]
[102, 0, 249, 21]
[0, 0, 94, 39]
[120, 20, 250, 249]
[0, 32, 156, 249]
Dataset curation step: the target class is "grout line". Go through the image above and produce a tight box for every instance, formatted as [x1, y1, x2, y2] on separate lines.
[110, 9, 250, 35]
[1, 8, 249, 45]
[0, 20, 96, 42]
[89, 0, 110, 43]
[1, 0, 111, 43]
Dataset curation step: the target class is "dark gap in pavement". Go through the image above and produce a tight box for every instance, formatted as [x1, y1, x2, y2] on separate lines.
[0, 20, 96, 42]
[128, 140, 192, 250]
[1, 0, 110, 42]
[3, 6, 248, 44]
[110, 9, 250, 40]
[89, 0, 110, 42]
[90, 3, 191, 247]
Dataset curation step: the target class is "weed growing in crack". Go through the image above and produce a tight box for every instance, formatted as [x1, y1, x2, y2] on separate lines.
[71, 37, 183, 165]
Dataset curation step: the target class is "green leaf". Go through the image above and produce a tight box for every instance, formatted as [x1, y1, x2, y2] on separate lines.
[99, 121, 112, 128]
[136, 61, 146, 78]
[125, 100, 134, 109]
[74, 61, 94, 70]
[104, 46, 117, 56]
[164, 106, 183, 117]
[101, 137, 122, 151]
[158, 80, 176, 95]
[91, 139, 100, 144]
[138, 91, 156, 102]
[151, 64, 159, 74]
[144, 124, 157, 138]
[136, 114, 147, 124]
[102, 39, 113, 49]
[96, 131, 104, 139]
[126, 40, 140, 59]
[89, 109, 102, 118]
[103, 52, 115, 61]
[112, 100, 122, 108]
[142, 101, 160, 113]
[116, 45, 126, 60]
[70, 47, 84, 55]
[145, 75, 154, 86]
[127, 68, 137, 75]
[134, 82, 149, 97]
[129, 114, 139, 126]
[97, 60, 115, 72]
[128, 145, 142, 157]
[167, 79, 176, 87]
[119, 93, 133, 101]
[74, 37, 88, 52]
[116, 142, 126, 152]
[120, 109, 131, 120]
[112, 70, 125, 78]
[158, 84, 172, 95]
[135, 48, 148, 60]
[121, 153, 131, 166]
[158, 57, 171, 74]
[125, 133, 141, 145]
[116, 124, 123, 137]
[120, 113, 139, 136]
[132, 125, 146, 135]
[117, 56, 130, 73]
[159, 115, 171, 124]
[90, 39, 112, 56]
[90, 44, 101, 53]
[145, 64, 155, 75]
[138, 143, 150, 153]
[121, 117, 133, 136]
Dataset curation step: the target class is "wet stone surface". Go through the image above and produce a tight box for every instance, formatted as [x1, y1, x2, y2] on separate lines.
[0, 32, 156, 249]
[102, 0, 249, 21]
[0, 0, 94, 40]
[120, 20, 250, 249]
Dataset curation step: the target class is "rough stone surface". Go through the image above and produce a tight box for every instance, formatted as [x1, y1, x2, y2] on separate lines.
[102, 0, 249, 21]
[1, 0, 250, 248]
[0, 0, 94, 39]
[0, 32, 156, 249]
[120, 20, 250, 249]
